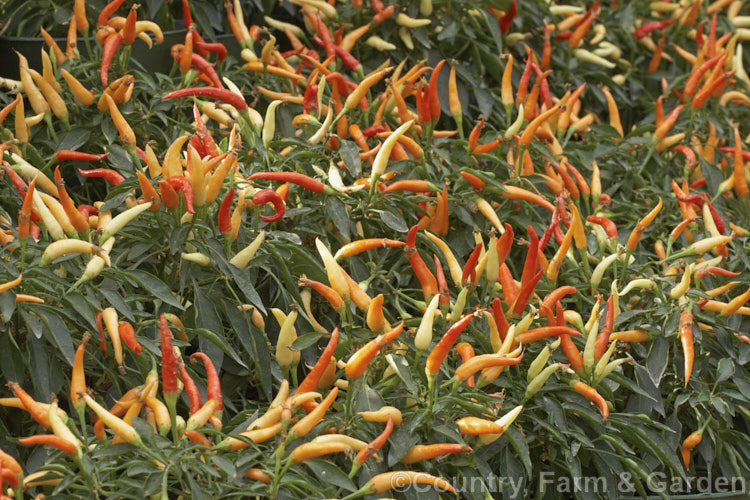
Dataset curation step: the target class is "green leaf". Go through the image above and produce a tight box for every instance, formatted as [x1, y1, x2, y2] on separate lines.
[340, 140, 361, 178]
[716, 358, 734, 383]
[224, 301, 271, 400]
[304, 460, 355, 492]
[37, 308, 75, 365]
[384, 354, 419, 395]
[127, 270, 184, 310]
[376, 209, 408, 233]
[326, 196, 350, 241]
[56, 128, 91, 152]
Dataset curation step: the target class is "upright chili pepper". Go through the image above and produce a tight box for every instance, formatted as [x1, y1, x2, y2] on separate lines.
[733, 124, 749, 198]
[425, 311, 477, 378]
[160, 314, 178, 396]
[191, 352, 222, 414]
[217, 188, 234, 235]
[498, 0, 517, 33]
[178, 356, 202, 415]
[594, 295, 615, 359]
[679, 308, 694, 387]
[461, 242, 483, 286]
[405, 225, 439, 300]
[70, 331, 89, 416]
[101, 33, 123, 87]
[296, 328, 339, 412]
[54, 167, 89, 234]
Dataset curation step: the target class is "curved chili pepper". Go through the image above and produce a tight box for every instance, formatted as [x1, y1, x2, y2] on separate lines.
[118, 321, 142, 354]
[78, 168, 125, 186]
[101, 33, 123, 87]
[571, 380, 609, 420]
[56, 150, 109, 162]
[248, 171, 325, 193]
[166, 176, 195, 214]
[54, 166, 89, 233]
[353, 415, 393, 471]
[194, 38, 228, 61]
[427, 59, 445, 122]
[362, 124, 386, 138]
[191, 352, 222, 411]
[586, 216, 617, 238]
[178, 359, 202, 415]
[217, 188, 234, 235]
[188, 53, 224, 89]
[345, 323, 403, 379]
[405, 225, 438, 300]
[634, 18, 676, 39]
[98, 0, 126, 26]
[19, 434, 77, 455]
[7, 382, 49, 428]
[251, 188, 285, 222]
[163, 87, 247, 110]
[460, 172, 485, 192]
[695, 266, 740, 279]
[455, 342, 476, 387]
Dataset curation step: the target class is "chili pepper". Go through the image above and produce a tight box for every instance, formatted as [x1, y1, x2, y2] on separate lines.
[400, 443, 472, 464]
[0, 95, 19, 127]
[190, 352, 222, 414]
[0, 449, 21, 476]
[229, 230, 266, 269]
[461, 243, 483, 286]
[251, 188, 285, 223]
[731, 125, 749, 198]
[159, 180, 179, 210]
[159, 314, 178, 396]
[69, 332, 89, 419]
[350, 415, 393, 477]
[679, 309, 694, 387]
[457, 416, 503, 436]
[425, 311, 477, 378]
[510, 269, 543, 317]
[100, 33, 123, 87]
[568, 3, 599, 47]
[117, 321, 141, 354]
[358, 406, 402, 426]
[53, 167, 88, 234]
[405, 225, 439, 300]
[498, 0, 517, 33]
[7, 382, 49, 428]
[455, 342, 476, 387]
[300, 277, 345, 313]
[248, 171, 325, 193]
[296, 328, 339, 411]
[360, 471, 455, 496]
[184, 398, 218, 431]
[214, 187, 235, 235]
[692, 71, 733, 109]
[180, 52, 225, 89]
[345, 322, 403, 379]
[720, 287, 750, 317]
[163, 87, 247, 110]
[682, 431, 703, 469]
[456, 352, 523, 381]
[194, 37, 228, 61]
[287, 386, 339, 441]
[334, 238, 405, 260]
[518, 326, 581, 344]
[19, 434, 77, 455]
[626, 198, 663, 252]
[586, 216, 617, 238]
[365, 293, 387, 332]
[667, 234, 734, 261]
[593, 295, 615, 359]
[98, 0, 125, 25]
[571, 380, 608, 420]
[165, 176, 195, 214]
[178, 358, 202, 415]
[634, 18, 675, 39]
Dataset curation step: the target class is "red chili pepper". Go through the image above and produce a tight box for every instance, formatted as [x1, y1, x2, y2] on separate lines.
[333, 45, 362, 72]
[191, 352, 222, 411]
[498, 263, 519, 306]
[252, 188, 285, 222]
[498, 0, 517, 33]
[702, 194, 726, 234]
[118, 321, 142, 354]
[218, 188, 234, 234]
[541, 28, 551, 69]
[555, 31, 573, 40]
[312, 12, 335, 60]
[78, 168, 124, 186]
[297, 328, 339, 412]
[405, 225, 438, 300]
[181, 53, 225, 89]
[194, 38, 228, 61]
[166, 176, 196, 214]
[676, 194, 704, 206]
[159, 180, 180, 210]
[586, 216, 617, 238]
[594, 295, 615, 359]
[163, 87, 247, 110]
[461, 242, 483, 286]
[160, 314, 179, 395]
[691, 72, 733, 110]
[56, 150, 109, 162]
[372, 4, 395, 24]
[94, 310, 108, 355]
[511, 269, 543, 317]
[540, 286, 577, 321]
[425, 311, 477, 377]
[98, 0, 127, 26]
[354, 415, 393, 468]
[634, 18, 676, 39]
[182, 0, 193, 27]
[4, 164, 28, 198]
[492, 297, 510, 341]
[433, 255, 450, 306]
[101, 33, 123, 87]
[362, 124, 386, 138]
[415, 81, 431, 125]
[516, 52, 534, 105]
[179, 360, 203, 415]
[496, 223, 514, 265]
[519, 225, 539, 290]
[303, 82, 319, 115]
[248, 171, 326, 193]
[695, 266, 740, 279]
[719, 146, 750, 161]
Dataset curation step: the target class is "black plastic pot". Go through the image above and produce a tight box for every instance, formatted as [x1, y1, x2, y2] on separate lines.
[0, 31, 243, 80]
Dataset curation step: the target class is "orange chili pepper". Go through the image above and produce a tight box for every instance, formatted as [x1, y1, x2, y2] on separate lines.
[70, 332, 90, 412]
[425, 311, 477, 378]
[7, 382, 50, 428]
[288, 386, 339, 441]
[571, 380, 609, 421]
[19, 434, 77, 455]
[679, 309, 694, 387]
[400, 443, 472, 464]
[345, 323, 403, 379]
